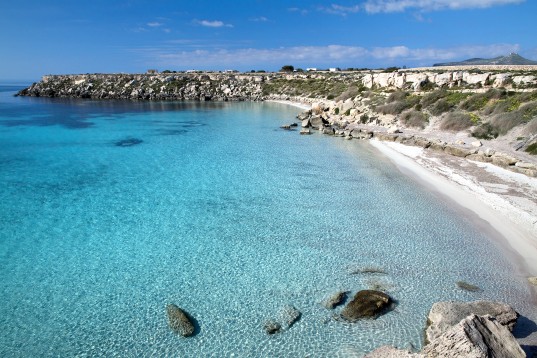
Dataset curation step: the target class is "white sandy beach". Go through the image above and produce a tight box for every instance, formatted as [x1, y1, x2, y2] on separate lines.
[370, 140, 537, 280]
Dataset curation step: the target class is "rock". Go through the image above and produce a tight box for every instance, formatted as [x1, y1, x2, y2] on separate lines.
[471, 140, 482, 147]
[456, 281, 481, 292]
[301, 118, 310, 128]
[322, 126, 335, 135]
[365, 346, 423, 358]
[323, 291, 348, 309]
[263, 320, 282, 334]
[387, 126, 401, 134]
[423, 315, 525, 358]
[115, 138, 143, 147]
[466, 153, 492, 163]
[413, 137, 431, 148]
[166, 304, 195, 337]
[341, 290, 392, 321]
[309, 115, 326, 129]
[374, 132, 399, 142]
[455, 140, 466, 145]
[280, 124, 294, 130]
[528, 277, 537, 286]
[278, 305, 301, 329]
[444, 144, 474, 158]
[425, 300, 518, 343]
[491, 153, 517, 167]
[300, 128, 312, 135]
[515, 161, 536, 170]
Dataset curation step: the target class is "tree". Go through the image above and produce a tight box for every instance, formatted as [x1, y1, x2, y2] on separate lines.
[280, 65, 294, 72]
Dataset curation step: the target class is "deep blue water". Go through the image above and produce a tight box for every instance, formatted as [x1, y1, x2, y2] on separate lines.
[0, 85, 534, 356]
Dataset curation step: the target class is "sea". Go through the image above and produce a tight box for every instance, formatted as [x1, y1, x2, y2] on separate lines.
[0, 83, 534, 357]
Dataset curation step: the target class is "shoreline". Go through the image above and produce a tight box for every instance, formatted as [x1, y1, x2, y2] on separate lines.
[282, 98, 537, 282]
[369, 140, 537, 280]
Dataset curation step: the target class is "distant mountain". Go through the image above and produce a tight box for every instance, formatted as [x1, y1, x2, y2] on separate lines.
[433, 53, 537, 66]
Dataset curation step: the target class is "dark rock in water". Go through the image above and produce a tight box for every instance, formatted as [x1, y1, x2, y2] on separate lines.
[166, 304, 195, 337]
[323, 291, 348, 309]
[456, 281, 481, 292]
[279, 305, 301, 329]
[290, 122, 298, 127]
[280, 124, 295, 130]
[264, 320, 282, 335]
[115, 138, 143, 147]
[341, 290, 392, 321]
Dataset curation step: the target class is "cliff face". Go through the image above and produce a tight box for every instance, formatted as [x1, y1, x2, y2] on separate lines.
[18, 73, 266, 101]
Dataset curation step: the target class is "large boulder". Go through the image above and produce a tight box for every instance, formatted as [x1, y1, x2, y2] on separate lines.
[166, 304, 195, 337]
[365, 346, 423, 358]
[423, 314, 525, 358]
[341, 290, 392, 321]
[425, 300, 518, 343]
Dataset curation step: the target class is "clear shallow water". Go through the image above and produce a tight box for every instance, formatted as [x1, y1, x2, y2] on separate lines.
[0, 87, 534, 357]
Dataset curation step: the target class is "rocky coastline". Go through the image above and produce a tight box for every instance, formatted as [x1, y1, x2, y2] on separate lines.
[17, 69, 537, 178]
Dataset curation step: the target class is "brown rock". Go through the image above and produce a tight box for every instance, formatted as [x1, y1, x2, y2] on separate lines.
[166, 304, 195, 337]
[341, 290, 392, 321]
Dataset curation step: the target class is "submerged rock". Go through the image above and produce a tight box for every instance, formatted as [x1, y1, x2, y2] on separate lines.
[166, 304, 195, 337]
[425, 300, 518, 343]
[323, 291, 348, 309]
[341, 290, 392, 321]
[115, 138, 143, 147]
[263, 320, 282, 335]
[279, 305, 301, 329]
[456, 281, 481, 292]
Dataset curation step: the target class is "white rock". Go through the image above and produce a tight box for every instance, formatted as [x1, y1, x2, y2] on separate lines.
[471, 140, 482, 147]
[423, 315, 525, 358]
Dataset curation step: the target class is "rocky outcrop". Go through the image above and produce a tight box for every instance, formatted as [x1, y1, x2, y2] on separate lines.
[366, 312, 525, 358]
[340, 290, 392, 321]
[166, 304, 195, 337]
[425, 300, 518, 343]
[423, 314, 525, 358]
[18, 73, 265, 101]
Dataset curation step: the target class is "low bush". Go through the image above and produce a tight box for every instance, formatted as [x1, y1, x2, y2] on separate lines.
[472, 123, 499, 140]
[439, 111, 474, 131]
[526, 142, 537, 155]
[524, 118, 537, 135]
[430, 99, 452, 116]
[421, 89, 447, 107]
[376, 92, 420, 115]
[460, 89, 506, 111]
[335, 85, 362, 102]
[400, 110, 428, 129]
[489, 112, 526, 135]
[386, 91, 408, 103]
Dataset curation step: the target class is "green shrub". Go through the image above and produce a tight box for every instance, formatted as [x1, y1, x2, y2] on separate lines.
[439, 111, 474, 131]
[376, 92, 420, 115]
[460, 89, 506, 111]
[525, 142, 537, 155]
[430, 99, 452, 115]
[445, 91, 471, 105]
[519, 101, 537, 120]
[335, 85, 362, 102]
[400, 110, 428, 129]
[334, 107, 340, 115]
[472, 123, 499, 139]
[489, 112, 526, 135]
[421, 89, 447, 107]
[387, 91, 408, 103]
[360, 114, 369, 124]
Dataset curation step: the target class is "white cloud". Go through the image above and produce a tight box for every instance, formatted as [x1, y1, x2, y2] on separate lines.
[250, 16, 268, 22]
[363, 0, 525, 13]
[137, 43, 519, 68]
[198, 20, 233, 28]
[147, 22, 163, 27]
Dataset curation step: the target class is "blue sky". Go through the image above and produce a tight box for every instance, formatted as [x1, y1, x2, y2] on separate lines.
[1, 0, 536, 81]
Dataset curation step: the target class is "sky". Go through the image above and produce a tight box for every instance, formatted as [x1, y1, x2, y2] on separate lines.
[1, 0, 536, 81]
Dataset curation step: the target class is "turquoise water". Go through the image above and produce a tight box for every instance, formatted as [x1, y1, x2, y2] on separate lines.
[0, 86, 533, 356]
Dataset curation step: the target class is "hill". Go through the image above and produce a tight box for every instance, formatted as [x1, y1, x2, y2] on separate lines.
[434, 53, 537, 67]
